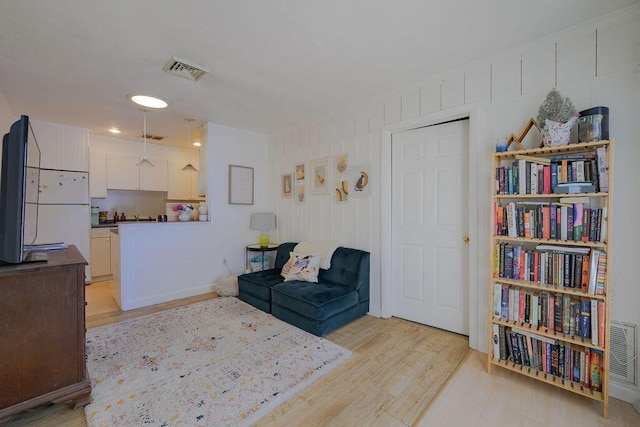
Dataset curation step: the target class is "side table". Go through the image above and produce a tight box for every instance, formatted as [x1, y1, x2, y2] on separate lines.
[245, 244, 280, 271]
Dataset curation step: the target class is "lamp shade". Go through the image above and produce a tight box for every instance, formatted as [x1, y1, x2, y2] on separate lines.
[250, 213, 276, 231]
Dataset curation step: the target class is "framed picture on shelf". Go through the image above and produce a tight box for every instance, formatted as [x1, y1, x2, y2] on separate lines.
[334, 178, 349, 203]
[295, 183, 306, 204]
[333, 153, 348, 177]
[310, 157, 329, 194]
[295, 162, 306, 181]
[349, 163, 371, 198]
[281, 173, 294, 198]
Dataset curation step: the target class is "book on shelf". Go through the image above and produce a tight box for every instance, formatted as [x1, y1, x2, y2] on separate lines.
[495, 201, 606, 244]
[591, 350, 603, 392]
[499, 325, 509, 360]
[579, 299, 591, 339]
[493, 283, 501, 317]
[515, 154, 551, 165]
[492, 323, 500, 360]
[596, 146, 608, 192]
[554, 182, 596, 194]
[598, 301, 606, 346]
[588, 250, 600, 295]
[591, 299, 599, 346]
[584, 349, 591, 389]
[596, 252, 607, 295]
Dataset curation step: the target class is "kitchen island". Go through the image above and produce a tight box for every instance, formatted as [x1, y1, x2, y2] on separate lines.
[111, 221, 215, 311]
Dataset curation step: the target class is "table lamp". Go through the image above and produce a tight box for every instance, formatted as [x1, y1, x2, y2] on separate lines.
[250, 213, 276, 247]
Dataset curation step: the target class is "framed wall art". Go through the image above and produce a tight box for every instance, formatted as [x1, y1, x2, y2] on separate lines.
[295, 162, 306, 181]
[333, 153, 348, 177]
[281, 173, 294, 198]
[295, 183, 306, 204]
[334, 178, 349, 203]
[310, 157, 329, 194]
[349, 163, 371, 198]
[228, 164, 254, 205]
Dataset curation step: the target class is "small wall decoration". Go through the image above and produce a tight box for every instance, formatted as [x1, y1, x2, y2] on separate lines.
[334, 179, 349, 203]
[281, 173, 293, 198]
[228, 164, 254, 205]
[295, 183, 306, 204]
[295, 162, 306, 181]
[333, 154, 348, 177]
[310, 157, 329, 194]
[349, 163, 371, 198]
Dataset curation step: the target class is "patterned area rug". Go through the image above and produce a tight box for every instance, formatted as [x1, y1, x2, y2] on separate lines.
[84, 298, 351, 426]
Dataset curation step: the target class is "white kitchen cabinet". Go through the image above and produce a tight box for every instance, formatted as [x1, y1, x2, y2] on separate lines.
[107, 152, 139, 190]
[106, 152, 167, 191]
[90, 228, 112, 278]
[167, 159, 203, 200]
[139, 158, 168, 191]
[167, 160, 192, 199]
[89, 149, 107, 198]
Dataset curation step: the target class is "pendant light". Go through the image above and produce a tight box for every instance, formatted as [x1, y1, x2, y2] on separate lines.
[137, 109, 154, 167]
[182, 118, 198, 172]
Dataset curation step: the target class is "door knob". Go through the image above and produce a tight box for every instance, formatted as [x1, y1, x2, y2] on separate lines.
[463, 235, 470, 243]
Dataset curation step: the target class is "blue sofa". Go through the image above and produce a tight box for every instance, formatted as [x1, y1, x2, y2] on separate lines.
[238, 242, 370, 336]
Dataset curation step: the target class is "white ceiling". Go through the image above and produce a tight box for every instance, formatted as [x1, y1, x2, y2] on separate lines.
[0, 0, 637, 148]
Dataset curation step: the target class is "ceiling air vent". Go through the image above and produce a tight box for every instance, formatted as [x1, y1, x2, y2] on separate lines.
[141, 133, 165, 141]
[162, 56, 209, 82]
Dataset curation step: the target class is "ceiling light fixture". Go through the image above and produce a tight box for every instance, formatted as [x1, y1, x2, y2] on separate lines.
[192, 141, 201, 147]
[182, 118, 198, 172]
[108, 127, 121, 134]
[127, 93, 169, 109]
[137, 109, 154, 168]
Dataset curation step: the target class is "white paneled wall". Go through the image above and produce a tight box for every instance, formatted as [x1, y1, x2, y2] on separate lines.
[269, 4, 640, 402]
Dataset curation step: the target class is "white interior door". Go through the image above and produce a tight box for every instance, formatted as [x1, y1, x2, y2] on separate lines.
[391, 120, 469, 335]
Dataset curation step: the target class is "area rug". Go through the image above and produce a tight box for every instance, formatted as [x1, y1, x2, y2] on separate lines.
[84, 297, 351, 426]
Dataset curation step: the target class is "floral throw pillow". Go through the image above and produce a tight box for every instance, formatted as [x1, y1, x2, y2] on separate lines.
[281, 252, 321, 283]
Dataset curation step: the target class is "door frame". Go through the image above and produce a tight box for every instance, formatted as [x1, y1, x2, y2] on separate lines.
[381, 103, 481, 350]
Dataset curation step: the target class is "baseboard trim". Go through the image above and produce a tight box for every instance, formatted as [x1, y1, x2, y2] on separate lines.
[120, 283, 215, 311]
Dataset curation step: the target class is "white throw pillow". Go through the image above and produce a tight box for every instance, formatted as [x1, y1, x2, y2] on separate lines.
[213, 275, 238, 297]
[281, 252, 321, 283]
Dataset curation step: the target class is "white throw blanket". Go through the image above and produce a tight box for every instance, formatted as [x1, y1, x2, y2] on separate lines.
[294, 241, 340, 270]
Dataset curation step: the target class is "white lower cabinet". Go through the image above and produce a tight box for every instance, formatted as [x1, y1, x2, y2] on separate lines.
[90, 228, 112, 278]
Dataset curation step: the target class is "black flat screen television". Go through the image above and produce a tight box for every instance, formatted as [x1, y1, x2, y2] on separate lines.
[0, 115, 44, 264]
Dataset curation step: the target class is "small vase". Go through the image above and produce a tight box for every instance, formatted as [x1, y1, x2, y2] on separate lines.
[178, 210, 191, 222]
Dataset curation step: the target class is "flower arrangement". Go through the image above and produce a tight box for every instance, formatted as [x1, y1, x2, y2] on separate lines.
[537, 88, 579, 147]
[537, 88, 577, 126]
[173, 203, 194, 212]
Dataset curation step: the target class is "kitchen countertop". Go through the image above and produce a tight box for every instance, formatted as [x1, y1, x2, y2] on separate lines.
[92, 219, 155, 228]
[92, 219, 207, 228]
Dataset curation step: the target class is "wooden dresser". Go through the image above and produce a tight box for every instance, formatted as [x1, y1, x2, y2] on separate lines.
[0, 245, 91, 421]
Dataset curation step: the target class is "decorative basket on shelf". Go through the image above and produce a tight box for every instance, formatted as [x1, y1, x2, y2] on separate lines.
[250, 255, 270, 272]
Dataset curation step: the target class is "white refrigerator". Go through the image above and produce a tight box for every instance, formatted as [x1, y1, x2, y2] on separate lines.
[25, 169, 91, 281]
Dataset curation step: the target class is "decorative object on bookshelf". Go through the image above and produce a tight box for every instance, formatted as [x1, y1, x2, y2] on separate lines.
[537, 88, 578, 147]
[505, 118, 544, 151]
[488, 139, 613, 417]
[578, 106, 609, 143]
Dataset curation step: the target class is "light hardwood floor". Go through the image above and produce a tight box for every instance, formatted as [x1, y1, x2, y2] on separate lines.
[3, 281, 639, 426]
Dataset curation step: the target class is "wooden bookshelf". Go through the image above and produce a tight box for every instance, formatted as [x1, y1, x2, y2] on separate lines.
[488, 139, 613, 417]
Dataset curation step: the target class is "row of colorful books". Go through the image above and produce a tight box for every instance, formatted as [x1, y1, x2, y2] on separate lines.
[492, 324, 604, 392]
[492, 283, 606, 345]
[494, 200, 607, 243]
[495, 148, 608, 195]
[493, 243, 607, 295]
